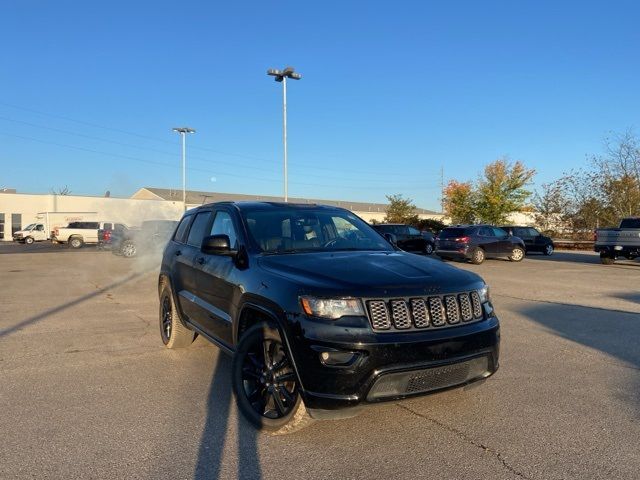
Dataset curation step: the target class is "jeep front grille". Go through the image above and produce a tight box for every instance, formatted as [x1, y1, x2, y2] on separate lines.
[365, 292, 484, 332]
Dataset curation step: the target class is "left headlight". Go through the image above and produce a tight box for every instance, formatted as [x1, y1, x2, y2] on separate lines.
[478, 284, 491, 303]
[300, 296, 364, 319]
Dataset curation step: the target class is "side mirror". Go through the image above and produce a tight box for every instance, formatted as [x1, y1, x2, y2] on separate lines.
[201, 234, 235, 255]
[383, 233, 397, 245]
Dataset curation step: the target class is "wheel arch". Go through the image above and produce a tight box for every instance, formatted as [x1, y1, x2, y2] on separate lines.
[235, 301, 306, 392]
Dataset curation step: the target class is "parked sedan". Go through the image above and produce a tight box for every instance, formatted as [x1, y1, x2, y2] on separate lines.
[500, 226, 554, 256]
[436, 225, 526, 264]
[371, 223, 435, 254]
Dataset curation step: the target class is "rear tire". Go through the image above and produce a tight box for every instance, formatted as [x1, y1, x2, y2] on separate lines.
[159, 282, 195, 348]
[423, 243, 434, 255]
[600, 253, 615, 265]
[69, 237, 84, 249]
[509, 247, 525, 262]
[232, 323, 313, 435]
[121, 240, 137, 258]
[470, 248, 485, 265]
[543, 244, 554, 256]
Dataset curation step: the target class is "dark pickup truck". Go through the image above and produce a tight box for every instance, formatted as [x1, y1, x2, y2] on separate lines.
[158, 202, 500, 434]
[594, 217, 640, 264]
[104, 220, 178, 257]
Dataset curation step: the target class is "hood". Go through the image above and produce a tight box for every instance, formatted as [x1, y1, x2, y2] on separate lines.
[258, 251, 483, 296]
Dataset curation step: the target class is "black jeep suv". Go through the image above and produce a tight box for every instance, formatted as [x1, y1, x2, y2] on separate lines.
[436, 225, 526, 264]
[159, 202, 500, 433]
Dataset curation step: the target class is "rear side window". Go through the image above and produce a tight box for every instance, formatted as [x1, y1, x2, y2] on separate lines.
[620, 218, 640, 229]
[103, 223, 113, 230]
[174, 215, 193, 244]
[408, 227, 421, 235]
[439, 228, 467, 239]
[187, 212, 213, 247]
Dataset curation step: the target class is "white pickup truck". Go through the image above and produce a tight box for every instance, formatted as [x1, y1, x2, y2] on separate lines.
[53, 221, 126, 248]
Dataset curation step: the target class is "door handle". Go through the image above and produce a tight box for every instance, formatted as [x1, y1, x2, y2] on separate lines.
[197, 256, 206, 265]
[175, 250, 182, 256]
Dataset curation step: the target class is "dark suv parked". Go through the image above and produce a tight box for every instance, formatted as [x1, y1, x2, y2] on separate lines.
[159, 202, 499, 434]
[108, 220, 178, 257]
[436, 225, 526, 264]
[500, 226, 554, 256]
[371, 223, 435, 254]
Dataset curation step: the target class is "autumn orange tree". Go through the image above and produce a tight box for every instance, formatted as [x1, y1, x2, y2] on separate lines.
[443, 181, 476, 224]
[443, 158, 536, 224]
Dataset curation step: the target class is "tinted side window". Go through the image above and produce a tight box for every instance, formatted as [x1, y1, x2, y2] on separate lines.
[210, 211, 238, 249]
[620, 218, 640, 229]
[187, 212, 213, 247]
[408, 227, 421, 235]
[103, 223, 113, 230]
[479, 227, 494, 236]
[395, 226, 409, 235]
[492, 227, 507, 237]
[174, 215, 193, 244]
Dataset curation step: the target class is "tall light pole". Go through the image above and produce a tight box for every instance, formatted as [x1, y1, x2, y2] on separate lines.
[172, 127, 196, 211]
[267, 66, 302, 202]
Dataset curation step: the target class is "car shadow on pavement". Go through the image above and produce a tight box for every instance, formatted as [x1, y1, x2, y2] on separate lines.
[611, 292, 640, 305]
[0, 270, 149, 338]
[194, 354, 262, 480]
[516, 301, 640, 409]
[527, 251, 640, 268]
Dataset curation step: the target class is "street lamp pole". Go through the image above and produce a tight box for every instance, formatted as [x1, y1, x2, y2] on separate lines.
[172, 127, 196, 211]
[267, 66, 302, 202]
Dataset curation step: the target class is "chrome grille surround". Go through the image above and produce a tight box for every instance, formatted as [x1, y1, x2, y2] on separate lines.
[365, 291, 485, 332]
[389, 300, 412, 329]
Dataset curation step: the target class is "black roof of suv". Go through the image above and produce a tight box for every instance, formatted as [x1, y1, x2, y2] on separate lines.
[158, 202, 499, 433]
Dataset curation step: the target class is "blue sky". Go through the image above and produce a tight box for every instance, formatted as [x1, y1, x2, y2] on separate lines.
[1, 1, 638, 211]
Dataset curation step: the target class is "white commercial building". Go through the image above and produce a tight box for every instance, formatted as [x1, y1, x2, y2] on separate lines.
[0, 187, 443, 241]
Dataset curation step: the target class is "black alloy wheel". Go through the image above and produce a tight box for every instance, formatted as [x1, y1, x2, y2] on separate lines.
[241, 333, 298, 420]
[160, 295, 172, 344]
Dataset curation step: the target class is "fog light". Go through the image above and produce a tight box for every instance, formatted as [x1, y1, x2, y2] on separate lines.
[319, 350, 358, 366]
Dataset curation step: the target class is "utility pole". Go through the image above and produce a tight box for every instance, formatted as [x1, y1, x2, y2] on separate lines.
[267, 66, 302, 202]
[440, 165, 445, 214]
[172, 127, 196, 211]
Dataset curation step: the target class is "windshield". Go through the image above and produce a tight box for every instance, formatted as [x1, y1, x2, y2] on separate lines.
[242, 208, 393, 254]
[23, 223, 36, 230]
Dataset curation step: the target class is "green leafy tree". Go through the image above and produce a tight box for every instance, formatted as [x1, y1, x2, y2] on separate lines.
[443, 180, 476, 224]
[384, 194, 419, 224]
[474, 158, 536, 224]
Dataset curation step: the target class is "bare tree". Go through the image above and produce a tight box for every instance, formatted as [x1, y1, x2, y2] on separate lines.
[51, 185, 71, 195]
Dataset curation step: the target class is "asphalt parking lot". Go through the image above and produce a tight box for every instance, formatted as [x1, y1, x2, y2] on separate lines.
[1, 244, 639, 479]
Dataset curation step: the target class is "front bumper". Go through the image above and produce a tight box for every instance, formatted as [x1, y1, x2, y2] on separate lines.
[288, 314, 500, 416]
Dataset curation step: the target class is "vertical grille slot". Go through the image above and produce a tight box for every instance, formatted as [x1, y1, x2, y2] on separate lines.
[367, 300, 391, 330]
[459, 293, 473, 321]
[470, 291, 483, 318]
[445, 295, 460, 324]
[390, 300, 412, 329]
[428, 297, 446, 326]
[410, 299, 430, 328]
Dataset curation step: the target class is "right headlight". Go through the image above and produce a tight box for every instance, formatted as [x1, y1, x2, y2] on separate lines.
[478, 284, 491, 303]
[300, 296, 364, 319]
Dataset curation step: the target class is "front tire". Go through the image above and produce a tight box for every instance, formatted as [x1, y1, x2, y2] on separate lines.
[232, 323, 313, 435]
[24, 237, 34, 245]
[509, 247, 525, 262]
[543, 244, 554, 256]
[423, 243, 434, 255]
[159, 282, 195, 348]
[470, 248, 485, 265]
[600, 253, 615, 265]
